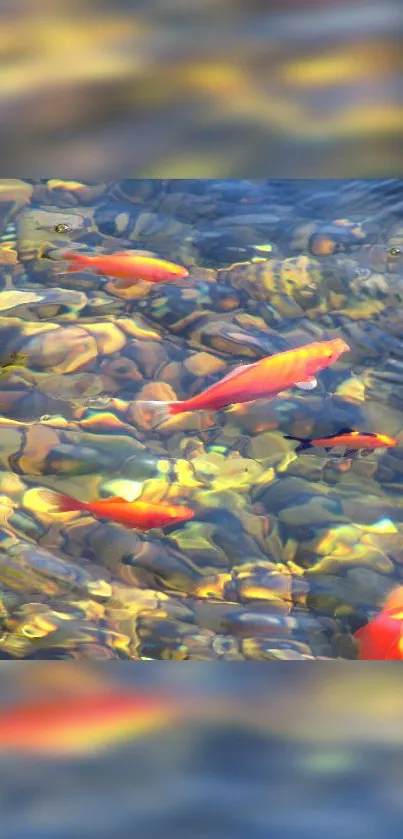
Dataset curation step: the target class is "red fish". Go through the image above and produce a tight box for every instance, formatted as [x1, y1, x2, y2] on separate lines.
[0, 690, 181, 756]
[354, 586, 403, 660]
[42, 490, 194, 530]
[138, 338, 350, 421]
[60, 251, 189, 283]
[284, 427, 398, 457]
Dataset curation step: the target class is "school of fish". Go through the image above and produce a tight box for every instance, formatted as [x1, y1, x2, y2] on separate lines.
[4, 244, 400, 659]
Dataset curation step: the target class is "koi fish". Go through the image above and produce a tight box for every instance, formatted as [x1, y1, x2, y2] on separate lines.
[42, 490, 194, 531]
[284, 427, 398, 458]
[137, 338, 350, 422]
[59, 251, 189, 283]
[0, 690, 181, 756]
[354, 586, 403, 660]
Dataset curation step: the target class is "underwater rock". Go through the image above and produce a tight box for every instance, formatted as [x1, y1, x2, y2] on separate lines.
[2, 177, 402, 660]
[0, 180, 33, 231]
[37, 372, 105, 404]
[22, 325, 98, 373]
[184, 351, 227, 377]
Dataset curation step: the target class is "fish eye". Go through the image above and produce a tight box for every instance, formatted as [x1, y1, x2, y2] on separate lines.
[54, 223, 72, 233]
[388, 247, 401, 257]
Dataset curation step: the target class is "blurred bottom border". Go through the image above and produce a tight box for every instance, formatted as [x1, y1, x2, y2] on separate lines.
[0, 661, 402, 839]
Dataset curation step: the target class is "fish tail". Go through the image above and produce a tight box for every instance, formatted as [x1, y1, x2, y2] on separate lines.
[41, 489, 86, 513]
[283, 435, 312, 452]
[62, 253, 90, 273]
[135, 400, 187, 424]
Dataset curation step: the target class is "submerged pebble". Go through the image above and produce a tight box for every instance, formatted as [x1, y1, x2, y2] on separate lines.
[0, 177, 402, 660]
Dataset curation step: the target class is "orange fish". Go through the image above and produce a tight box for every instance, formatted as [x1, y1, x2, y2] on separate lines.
[354, 586, 403, 660]
[42, 490, 194, 530]
[284, 427, 398, 457]
[138, 338, 350, 421]
[0, 690, 181, 756]
[59, 251, 189, 284]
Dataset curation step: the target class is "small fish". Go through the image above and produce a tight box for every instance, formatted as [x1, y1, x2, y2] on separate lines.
[58, 251, 189, 284]
[284, 427, 398, 457]
[354, 586, 403, 660]
[135, 338, 350, 422]
[42, 490, 194, 531]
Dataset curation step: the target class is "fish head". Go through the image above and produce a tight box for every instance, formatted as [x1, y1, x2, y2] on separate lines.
[166, 505, 194, 523]
[303, 338, 350, 376]
[377, 434, 398, 448]
[167, 264, 189, 279]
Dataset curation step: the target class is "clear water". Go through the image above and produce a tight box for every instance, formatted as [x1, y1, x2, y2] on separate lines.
[0, 178, 403, 660]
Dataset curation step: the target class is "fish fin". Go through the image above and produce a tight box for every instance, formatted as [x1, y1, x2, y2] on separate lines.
[97, 496, 127, 505]
[295, 376, 317, 391]
[283, 435, 312, 452]
[108, 251, 140, 259]
[321, 428, 353, 440]
[40, 489, 85, 513]
[134, 400, 186, 423]
[218, 363, 251, 384]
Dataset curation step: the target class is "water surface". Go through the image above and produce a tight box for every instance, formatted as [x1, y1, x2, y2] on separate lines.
[0, 178, 403, 659]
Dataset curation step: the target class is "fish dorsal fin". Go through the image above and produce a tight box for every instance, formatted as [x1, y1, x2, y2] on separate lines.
[321, 427, 354, 439]
[98, 496, 127, 504]
[220, 363, 251, 384]
[113, 251, 151, 259]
